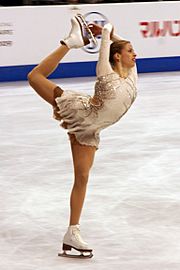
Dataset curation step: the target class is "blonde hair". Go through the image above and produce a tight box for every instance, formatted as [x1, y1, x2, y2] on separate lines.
[109, 40, 130, 65]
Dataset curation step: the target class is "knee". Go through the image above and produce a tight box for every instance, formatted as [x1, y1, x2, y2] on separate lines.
[27, 70, 36, 85]
[74, 170, 89, 188]
[27, 68, 40, 86]
[27, 71, 32, 84]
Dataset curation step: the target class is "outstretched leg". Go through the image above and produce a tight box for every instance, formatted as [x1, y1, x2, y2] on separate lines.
[28, 45, 68, 105]
[28, 15, 91, 105]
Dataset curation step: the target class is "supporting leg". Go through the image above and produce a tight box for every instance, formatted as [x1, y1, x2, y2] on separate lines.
[58, 137, 96, 259]
[69, 136, 96, 226]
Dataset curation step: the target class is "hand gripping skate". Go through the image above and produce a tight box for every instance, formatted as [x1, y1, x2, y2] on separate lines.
[75, 14, 98, 48]
[58, 243, 93, 259]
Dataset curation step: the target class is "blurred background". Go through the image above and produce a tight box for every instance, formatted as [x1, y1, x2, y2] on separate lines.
[0, 0, 171, 7]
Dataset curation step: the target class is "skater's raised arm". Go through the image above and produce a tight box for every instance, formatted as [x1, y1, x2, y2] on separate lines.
[96, 23, 114, 77]
[88, 23, 125, 42]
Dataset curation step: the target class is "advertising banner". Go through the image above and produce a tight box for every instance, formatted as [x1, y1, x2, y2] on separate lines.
[0, 1, 180, 81]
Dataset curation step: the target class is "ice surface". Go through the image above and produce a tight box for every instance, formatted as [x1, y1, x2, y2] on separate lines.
[0, 72, 180, 270]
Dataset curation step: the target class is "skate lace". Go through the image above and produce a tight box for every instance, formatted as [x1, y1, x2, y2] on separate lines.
[72, 228, 85, 243]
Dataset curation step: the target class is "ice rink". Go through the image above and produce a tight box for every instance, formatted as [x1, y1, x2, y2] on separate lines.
[0, 71, 180, 270]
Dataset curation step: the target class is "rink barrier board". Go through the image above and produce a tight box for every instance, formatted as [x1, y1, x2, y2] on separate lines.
[0, 56, 180, 82]
[1, 1, 180, 82]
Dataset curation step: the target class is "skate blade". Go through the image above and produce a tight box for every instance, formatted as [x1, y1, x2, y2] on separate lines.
[75, 14, 98, 47]
[74, 16, 90, 46]
[58, 251, 93, 259]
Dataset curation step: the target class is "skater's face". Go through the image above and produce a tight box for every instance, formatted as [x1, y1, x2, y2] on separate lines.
[120, 43, 137, 68]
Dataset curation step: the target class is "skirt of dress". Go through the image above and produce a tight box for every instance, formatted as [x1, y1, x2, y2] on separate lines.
[53, 87, 101, 149]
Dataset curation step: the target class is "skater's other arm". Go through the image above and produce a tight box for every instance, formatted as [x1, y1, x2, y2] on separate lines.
[111, 33, 125, 42]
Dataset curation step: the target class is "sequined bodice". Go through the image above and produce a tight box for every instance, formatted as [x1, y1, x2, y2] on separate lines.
[94, 71, 137, 109]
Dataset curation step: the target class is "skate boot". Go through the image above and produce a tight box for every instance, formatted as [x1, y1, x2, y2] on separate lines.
[60, 15, 90, 49]
[58, 225, 93, 259]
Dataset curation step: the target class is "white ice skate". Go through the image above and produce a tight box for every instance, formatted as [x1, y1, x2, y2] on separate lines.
[60, 14, 97, 49]
[58, 225, 93, 259]
[75, 14, 98, 48]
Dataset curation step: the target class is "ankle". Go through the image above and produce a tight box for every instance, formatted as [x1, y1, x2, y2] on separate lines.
[69, 223, 79, 228]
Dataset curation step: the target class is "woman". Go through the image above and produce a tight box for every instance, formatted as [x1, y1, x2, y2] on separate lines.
[28, 14, 137, 258]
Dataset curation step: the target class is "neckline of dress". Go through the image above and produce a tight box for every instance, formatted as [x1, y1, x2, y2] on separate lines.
[113, 71, 130, 80]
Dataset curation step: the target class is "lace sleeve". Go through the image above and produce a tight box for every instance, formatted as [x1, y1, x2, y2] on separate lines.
[96, 27, 114, 77]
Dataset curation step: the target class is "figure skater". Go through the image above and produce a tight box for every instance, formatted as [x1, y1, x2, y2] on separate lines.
[28, 14, 137, 258]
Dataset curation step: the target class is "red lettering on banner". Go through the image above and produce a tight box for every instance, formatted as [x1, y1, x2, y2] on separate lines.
[139, 20, 180, 38]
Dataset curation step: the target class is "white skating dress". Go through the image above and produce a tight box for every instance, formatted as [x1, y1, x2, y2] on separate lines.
[54, 31, 137, 149]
